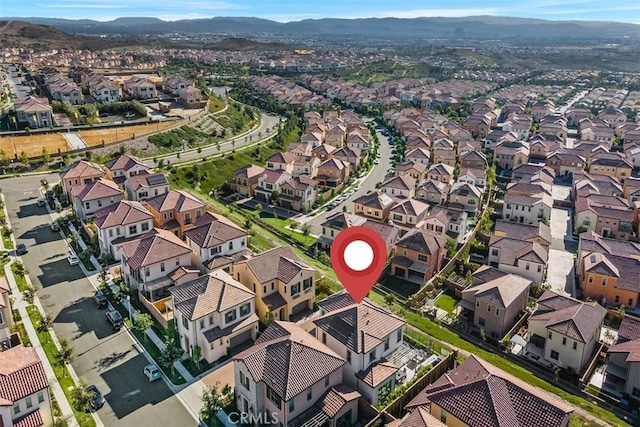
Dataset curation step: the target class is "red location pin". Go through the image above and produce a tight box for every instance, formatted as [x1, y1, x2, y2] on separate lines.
[330, 226, 387, 303]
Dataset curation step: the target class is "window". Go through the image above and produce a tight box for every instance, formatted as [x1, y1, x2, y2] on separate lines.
[266, 386, 281, 408]
[588, 275, 593, 284]
[573, 342, 578, 350]
[602, 278, 607, 286]
[303, 277, 312, 290]
[369, 350, 377, 363]
[160, 262, 165, 272]
[85, 202, 90, 209]
[229, 241, 234, 250]
[109, 229, 113, 238]
[240, 303, 251, 317]
[209, 315, 214, 325]
[629, 298, 634, 306]
[25, 396, 33, 409]
[306, 387, 313, 401]
[225, 310, 237, 323]
[13, 402, 20, 414]
[525, 263, 530, 271]
[240, 371, 250, 391]
[196, 210, 202, 218]
[322, 333, 327, 344]
[615, 295, 620, 303]
[551, 350, 559, 360]
[325, 376, 330, 387]
[185, 213, 191, 225]
[346, 351, 351, 364]
[632, 387, 640, 398]
[417, 254, 428, 262]
[182, 315, 189, 330]
[37, 391, 44, 403]
[0, 310, 4, 325]
[288, 400, 295, 413]
[562, 337, 567, 346]
[495, 308, 500, 316]
[487, 305, 491, 312]
[476, 300, 480, 308]
[144, 267, 150, 277]
[141, 222, 149, 232]
[492, 248, 499, 256]
[129, 225, 137, 234]
[537, 265, 542, 273]
[175, 258, 180, 266]
[478, 317, 485, 327]
[441, 409, 447, 423]
[384, 337, 390, 351]
[291, 283, 300, 296]
[548, 331, 553, 339]
[397, 329, 402, 342]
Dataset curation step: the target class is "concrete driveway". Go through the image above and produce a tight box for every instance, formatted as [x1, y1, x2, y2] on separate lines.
[547, 198, 577, 296]
[4, 175, 196, 427]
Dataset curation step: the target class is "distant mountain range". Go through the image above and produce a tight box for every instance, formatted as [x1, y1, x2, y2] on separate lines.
[3, 15, 640, 41]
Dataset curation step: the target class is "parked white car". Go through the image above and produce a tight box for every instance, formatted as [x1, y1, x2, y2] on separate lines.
[68, 255, 80, 265]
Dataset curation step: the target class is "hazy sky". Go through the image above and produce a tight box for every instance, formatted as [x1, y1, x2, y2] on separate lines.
[3, 0, 639, 23]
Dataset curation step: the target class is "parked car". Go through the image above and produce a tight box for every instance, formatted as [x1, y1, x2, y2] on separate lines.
[37, 198, 45, 207]
[106, 309, 124, 330]
[92, 290, 108, 309]
[86, 385, 105, 410]
[144, 363, 162, 382]
[374, 159, 380, 165]
[124, 112, 136, 119]
[15, 244, 27, 255]
[68, 255, 80, 265]
[50, 221, 60, 232]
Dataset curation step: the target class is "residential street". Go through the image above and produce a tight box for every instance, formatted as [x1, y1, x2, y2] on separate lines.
[301, 128, 394, 234]
[4, 174, 196, 427]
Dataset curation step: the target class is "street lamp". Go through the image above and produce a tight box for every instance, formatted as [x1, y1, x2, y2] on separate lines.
[126, 295, 133, 326]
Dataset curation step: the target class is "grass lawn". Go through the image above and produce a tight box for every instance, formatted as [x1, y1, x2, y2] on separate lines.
[11, 262, 28, 292]
[26, 306, 96, 427]
[434, 292, 459, 313]
[209, 96, 226, 114]
[130, 328, 186, 385]
[258, 212, 317, 248]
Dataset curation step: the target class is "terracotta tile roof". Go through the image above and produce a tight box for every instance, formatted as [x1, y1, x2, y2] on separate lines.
[383, 175, 416, 191]
[353, 191, 396, 210]
[396, 228, 447, 255]
[235, 246, 314, 285]
[233, 321, 345, 401]
[317, 291, 357, 313]
[234, 164, 266, 179]
[313, 300, 405, 354]
[104, 154, 148, 172]
[184, 213, 247, 248]
[171, 270, 254, 320]
[582, 252, 640, 293]
[396, 161, 427, 174]
[406, 355, 572, 427]
[60, 160, 104, 180]
[494, 220, 552, 246]
[427, 163, 454, 176]
[169, 266, 200, 283]
[406, 148, 430, 160]
[74, 178, 122, 201]
[203, 313, 259, 344]
[321, 212, 366, 230]
[126, 172, 168, 191]
[450, 182, 482, 198]
[313, 385, 360, 418]
[616, 315, 640, 343]
[204, 250, 251, 272]
[319, 158, 349, 171]
[94, 200, 152, 229]
[266, 152, 298, 165]
[0, 345, 49, 402]
[459, 167, 486, 180]
[531, 290, 606, 343]
[418, 179, 448, 195]
[398, 406, 446, 427]
[463, 270, 531, 309]
[120, 228, 192, 269]
[489, 236, 548, 266]
[144, 190, 205, 213]
[363, 220, 401, 249]
[13, 409, 44, 427]
[357, 361, 399, 387]
[391, 199, 430, 217]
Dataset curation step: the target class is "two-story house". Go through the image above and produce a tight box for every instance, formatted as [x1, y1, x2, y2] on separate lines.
[143, 190, 207, 239]
[72, 178, 123, 221]
[589, 152, 633, 182]
[528, 290, 606, 374]
[447, 182, 482, 214]
[494, 141, 530, 170]
[0, 345, 53, 427]
[502, 181, 553, 225]
[59, 160, 105, 197]
[395, 161, 428, 182]
[316, 158, 350, 188]
[461, 266, 531, 339]
[93, 200, 154, 258]
[416, 180, 449, 206]
[278, 175, 318, 212]
[14, 96, 53, 128]
[318, 213, 400, 255]
[184, 212, 249, 274]
[353, 191, 396, 222]
[254, 170, 292, 204]
[391, 228, 446, 282]
[120, 228, 194, 301]
[457, 167, 486, 188]
[488, 235, 548, 283]
[122, 171, 169, 201]
[389, 199, 430, 233]
[546, 149, 587, 178]
[381, 175, 416, 199]
[170, 270, 259, 363]
[233, 321, 357, 427]
[234, 246, 315, 322]
[574, 193, 633, 239]
[405, 148, 431, 166]
[313, 294, 406, 405]
[493, 220, 552, 248]
[606, 316, 640, 404]
[423, 206, 469, 243]
[459, 150, 488, 170]
[104, 154, 151, 187]
[231, 164, 266, 197]
[426, 163, 454, 186]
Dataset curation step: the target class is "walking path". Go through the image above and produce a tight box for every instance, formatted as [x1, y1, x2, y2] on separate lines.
[63, 132, 87, 150]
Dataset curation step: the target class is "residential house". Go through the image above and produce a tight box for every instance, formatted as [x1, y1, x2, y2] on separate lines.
[462, 114, 491, 138]
[574, 193, 633, 239]
[623, 177, 640, 204]
[72, 178, 123, 221]
[391, 228, 446, 282]
[416, 180, 449, 205]
[539, 115, 568, 142]
[120, 228, 194, 301]
[234, 246, 315, 322]
[318, 212, 400, 255]
[104, 154, 151, 187]
[503, 181, 553, 224]
[14, 96, 53, 128]
[332, 146, 361, 168]
[423, 206, 468, 243]
[381, 175, 416, 199]
[405, 148, 430, 166]
[94, 200, 154, 258]
[353, 191, 396, 222]
[457, 168, 486, 188]
[311, 144, 337, 162]
[170, 270, 259, 363]
[233, 321, 357, 427]
[426, 163, 454, 186]
[0, 345, 53, 427]
[589, 152, 632, 182]
[512, 163, 556, 185]
[605, 316, 640, 403]
[460, 266, 531, 338]
[0, 277, 13, 347]
[92, 79, 122, 102]
[346, 132, 369, 152]
[546, 149, 587, 178]
[313, 297, 406, 405]
[488, 235, 548, 283]
[447, 182, 482, 213]
[325, 124, 346, 147]
[123, 77, 158, 100]
[279, 175, 318, 212]
[433, 148, 456, 167]
[316, 158, 350, 188]
[528, 290, 606, 374]
[494, 141, 530, 170]
[266, 152, 297, 174]
[494, 220, 552, 248]
[459, 150, 488, 169]
[502, 113, 533, 140]
[529, 135, 563, 160]
[59, 160, 105, 197]
[124, 172, 169, 201]
[389, 199, 430, 232]
[184, 212, 249, 273]
[401, 355, 572, 427]
[395, 161, 428, 182]
[143, 190, 207, 239]
[231, 164, 266, 197]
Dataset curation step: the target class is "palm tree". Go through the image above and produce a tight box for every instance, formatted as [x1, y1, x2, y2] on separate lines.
[55, 339, 75, 376]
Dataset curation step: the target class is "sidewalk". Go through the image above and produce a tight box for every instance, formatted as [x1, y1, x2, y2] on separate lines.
[5, 263, 80, 427]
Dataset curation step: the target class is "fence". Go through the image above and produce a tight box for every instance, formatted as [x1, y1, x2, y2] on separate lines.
[579, 342, 606, 389]
[499, 311, 531, 350]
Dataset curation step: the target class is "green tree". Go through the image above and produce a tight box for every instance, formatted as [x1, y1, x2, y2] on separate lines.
[161, 336, 183, 376]
[384, 293, 396, 305]
[201, 382, 224, 422]
[23, 284, 38, 305]
[55, 338, 75, 376]
[301, 223, 311, 237]
[37, 312, 54, 335]
[19, 151, 29, 166]
[445, 238, 458, 258]
[270, 190, 279, 202]
[191, 345, 202, 371]
[133, 313, 154, 343]
[70, 383, 93, 412]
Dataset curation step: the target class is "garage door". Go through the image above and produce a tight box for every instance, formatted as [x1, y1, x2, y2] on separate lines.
[229, 329, 252, 348]
[292, 301, 308, 315]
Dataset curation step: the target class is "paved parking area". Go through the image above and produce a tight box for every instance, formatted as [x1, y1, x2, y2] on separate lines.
[201, 361, 235, 389]
[547, 202, 577, 296]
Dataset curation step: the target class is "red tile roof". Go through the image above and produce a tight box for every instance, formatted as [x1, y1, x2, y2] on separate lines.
[74, 178, 122, 201]
[13, 409, 44, 427]
[104, 154, 148, 172]
[235, 246, 313, 285]
[120, 228, 192, 269]
[60, 160, 104, 180]
[144, 190, 205, 213]
[0, 346, 49, 403]
[94, 200, 152, 229]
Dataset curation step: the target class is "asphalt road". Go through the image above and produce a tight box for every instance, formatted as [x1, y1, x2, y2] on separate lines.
[4, 174, 195, 427]
[304, 128, 394, 234]
[147, 111, 281, 166]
